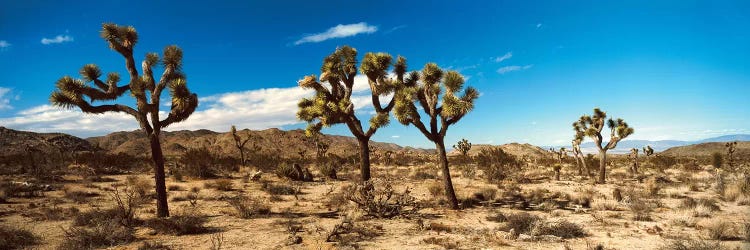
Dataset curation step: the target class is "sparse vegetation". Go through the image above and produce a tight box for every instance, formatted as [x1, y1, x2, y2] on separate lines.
[0, 225, 39, 250]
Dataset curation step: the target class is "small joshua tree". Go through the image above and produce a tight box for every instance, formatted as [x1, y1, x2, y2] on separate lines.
[629, 148, 639, 175]
[50, 24, 198, 217]
[550, 147, 566, 181]
[572, 108, 634, 184]
[394, 63, 479, 209]
[230, 125, 252, 165]
[453, 138, 472, 157]
[642, 145, 654, 157]
[571, 135, 589, 177]
[297, 46, 408, 182]
[726, 141, 737, 170]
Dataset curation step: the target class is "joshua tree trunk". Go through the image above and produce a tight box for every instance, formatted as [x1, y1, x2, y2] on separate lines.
[576, 157, 584, 175]
[149, 133, 169, 217]
[357, 138, 371, 182]
[598, 150, 607, 184]
[632, 160, 638, 175]
[239, 149, 246, 165]
[436, 139, 459, 209]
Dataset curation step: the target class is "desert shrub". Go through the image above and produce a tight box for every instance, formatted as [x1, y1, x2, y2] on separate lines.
[474, 187, 497, 202]
[0, 182, 45, 198]
[205, 179, 233, 191]
[275, 163, 313, 181]
[427, 181, 443, 199]
[343, 179, 419, 219]
[317, 160, 339, 179]
[59, 223, 135, 250]
[176, 147, 221, 178]
[138, 241, 171, 250]
[712, 152, 723, 169]
[612, 187, 622, 201]
[659, 239, 723, 250]
[500, 212, 541, 235]
[73, 208, 124, 227]
[530, 219, 586, 239]
[624, 190, 652, 221]
[457, 164, 477, 179]
[31, 206, 79, 221]
[167, 185, 185, 191]
[64, 188, 99, 203]
[227, 195, 271, 218]
[0, 225, 39, 249]
[592, 199, 622, 211]
[475, 148, 521, 182]
[743, 222, 750, 242]
[74, 152, 146, 174]
[125, 175, 153, 200]
[325, 217, 382, 245]
[422, 237, 459, 249]
[145, 210, 209, 235]
[644, 177, 661, 197]
[650, 155, 677, 172]
[261, 182, 298, 196]
[572, 187, 596, 208]
[413, 170, 436, 180]
[486, 212, 507, 222]
[706, 220, 736, 240]
[679, 197, 720, 217]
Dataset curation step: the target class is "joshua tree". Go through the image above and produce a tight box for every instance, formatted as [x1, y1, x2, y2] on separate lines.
[571, 136, 589, 177]
[394, 63, 479, 209]
[550, 147, 566, 181]
[297, 46, 407, 182]
[50, 24, 198, 217]
[572, 108, 634, 184]
[453, 138, 472, 157]
[642, 145, 654, 157]
[629, 148, 639, 175]
[230, 125, 252, 165]
[725, 141, 737, 170]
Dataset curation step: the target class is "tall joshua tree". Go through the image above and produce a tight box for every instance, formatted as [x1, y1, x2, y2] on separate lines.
[453, 138, 472, 157]
[50, 24, 198, 217]
[571, 135, 588, 177]
[725, 141, 737, 170]
[230, 125, 252, 165]
[394, 63, 479, 209]
[572, 108, 634, 184]
[297, 46, 407, 181]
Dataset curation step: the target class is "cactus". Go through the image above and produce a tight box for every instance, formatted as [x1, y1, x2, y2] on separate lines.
[629, 148, 639, 175]
[297, 46, 409, 181]
[230, 125, 253, 165]
[453, 138, 472, 157]
[394, 63, 479, 209]
[572, 108, 634, 184]
[49, 24, 197, 217]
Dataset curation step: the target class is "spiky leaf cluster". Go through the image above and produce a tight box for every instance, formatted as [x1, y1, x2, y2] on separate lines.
[393, 63, 479, 142]
[453, 138, 472, 156]
[296, 46, 408, 139]
[642, 146, 654, 156]
[50, 23, 198, 134]
[572, 108, 634, 151]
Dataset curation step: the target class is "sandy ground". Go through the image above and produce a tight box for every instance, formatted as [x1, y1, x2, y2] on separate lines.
[1, 163, 749, 250]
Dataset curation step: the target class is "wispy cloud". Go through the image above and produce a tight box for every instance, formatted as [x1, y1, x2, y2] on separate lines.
[0, 75, 391, 137]
[391, 135, 400, 138]
[497, 64, 533, 74]
[536, 23, 542, 29]
[384, 25, 407, 34]
[41, 35, 74, 45]
[294, 22, 377, 45]
[0, 40, 10, 48]
[493, 52, 512, 63]
[0, 87, 14, 110]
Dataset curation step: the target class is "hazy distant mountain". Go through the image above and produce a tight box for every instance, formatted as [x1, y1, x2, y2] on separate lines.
[548, 134, 750, 154]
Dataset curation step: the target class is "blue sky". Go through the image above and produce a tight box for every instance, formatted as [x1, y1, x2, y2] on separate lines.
[1, 0, 749, 148]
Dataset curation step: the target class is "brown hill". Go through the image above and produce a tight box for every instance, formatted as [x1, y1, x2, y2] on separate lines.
[0, 127, 97, 156]
[86, 128, 434, 158]
[449, 143, 552, 159]
[660, 141, 750, 158]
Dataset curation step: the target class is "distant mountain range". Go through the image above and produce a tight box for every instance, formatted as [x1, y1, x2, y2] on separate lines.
[548, 134, 750, 154]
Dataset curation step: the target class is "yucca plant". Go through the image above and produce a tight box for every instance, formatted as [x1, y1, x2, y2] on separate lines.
[50, 23, 198, 217]
[572, 108, 634, 184]
[297, 46, 408, 181]
[394, 63, 479, 209]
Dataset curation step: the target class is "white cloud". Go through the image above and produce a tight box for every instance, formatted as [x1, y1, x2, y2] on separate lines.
[536, 23, 542, 29]
[0, 87, 16, 110]
[494, 52, 512, 62]
[294, 22, 377, 45]
[497, 64, 533, 74]
[0, 75, 395, 137]
[0, 40, 10, 48]
[391, 135, 400, 138]
[41, 35, 74, 45]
